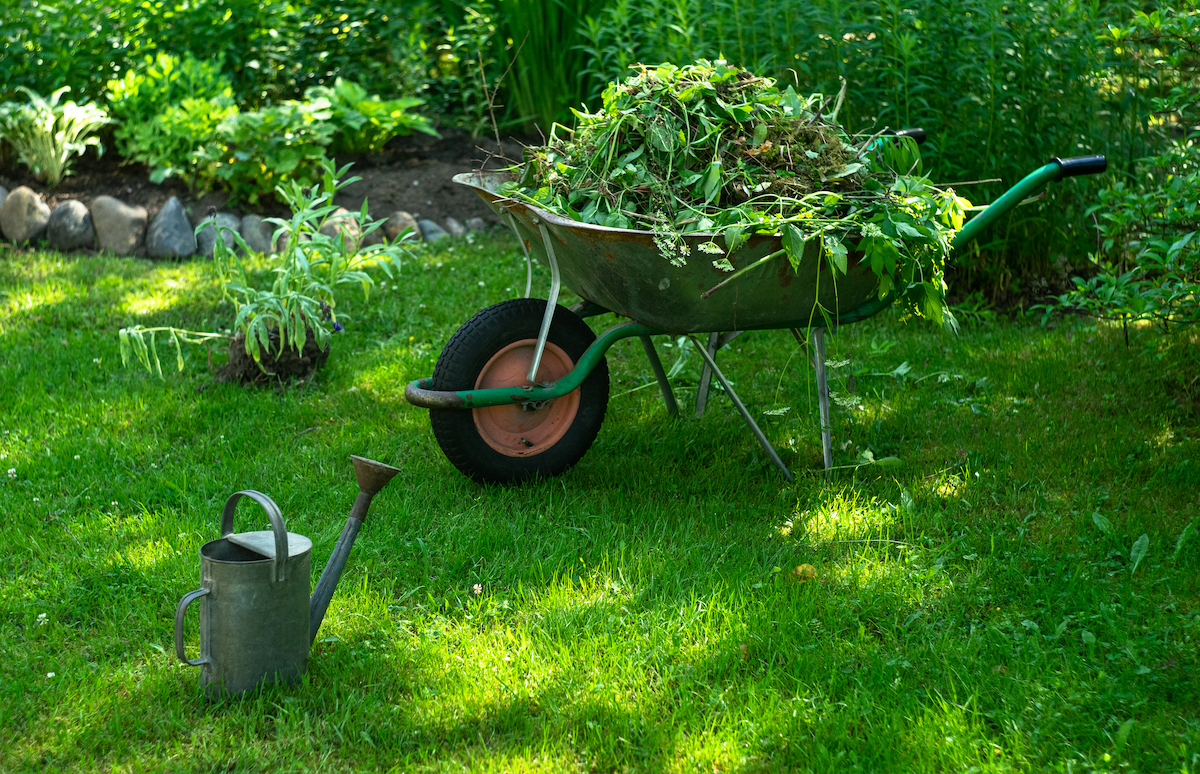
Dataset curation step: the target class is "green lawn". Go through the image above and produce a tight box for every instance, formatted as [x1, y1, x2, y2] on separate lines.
[2, 235, 1198, 773]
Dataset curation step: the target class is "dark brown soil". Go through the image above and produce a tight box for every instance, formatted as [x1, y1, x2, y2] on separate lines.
[0, 128, 531, 233]
[221, 330, 331, 384]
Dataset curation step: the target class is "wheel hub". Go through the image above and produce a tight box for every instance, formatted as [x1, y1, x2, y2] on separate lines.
[472, 339, 580, 457]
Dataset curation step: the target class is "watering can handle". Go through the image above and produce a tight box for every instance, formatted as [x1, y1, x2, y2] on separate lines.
[174, 587, 210, 667]
[219, 490, 290, 583]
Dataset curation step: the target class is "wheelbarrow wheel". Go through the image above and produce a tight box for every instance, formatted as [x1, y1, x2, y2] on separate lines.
[429, 298, 609, 484]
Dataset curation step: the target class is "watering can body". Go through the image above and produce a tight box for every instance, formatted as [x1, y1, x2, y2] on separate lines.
[176, 491, 312, 699]
[174, 456, 400, 700]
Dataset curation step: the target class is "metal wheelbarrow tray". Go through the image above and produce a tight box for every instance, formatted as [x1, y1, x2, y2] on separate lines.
[405, 152, 1107, 484]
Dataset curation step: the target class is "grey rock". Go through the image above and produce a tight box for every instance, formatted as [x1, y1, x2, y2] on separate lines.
[239, 215, 275, 255]
[418, 218, 449, 243]
[146, 197, 195, 258]
[46, 200, 95, 250]
[0, 186, 51, 244]
[444, 217, 467, 238]
[92, 195, 147, 255]
[383, 210, 420, 242]
[319, 207, 362, 251]
[465, 217, 487, 232]
[359, 227, 383, 249]
[196, 213, 240, 257]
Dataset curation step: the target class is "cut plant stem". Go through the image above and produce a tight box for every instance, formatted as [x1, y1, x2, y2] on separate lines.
[700, 248, 785, 299]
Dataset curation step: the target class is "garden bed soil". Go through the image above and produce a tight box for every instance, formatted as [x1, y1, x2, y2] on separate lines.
[0, 128, 530, 236]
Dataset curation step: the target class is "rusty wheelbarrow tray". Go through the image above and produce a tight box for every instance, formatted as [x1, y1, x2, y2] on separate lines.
[405, 152, 1107, 484]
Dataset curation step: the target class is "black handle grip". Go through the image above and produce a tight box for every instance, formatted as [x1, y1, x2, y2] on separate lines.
[1052, 155, 1107, 178]
[894, 127, 926, 145]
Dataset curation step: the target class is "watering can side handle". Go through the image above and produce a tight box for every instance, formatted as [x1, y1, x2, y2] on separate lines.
[174, 588, 210, 667]
[219, 490, 289, 583]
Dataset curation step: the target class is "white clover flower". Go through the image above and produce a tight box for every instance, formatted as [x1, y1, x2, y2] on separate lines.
[478, 281, 485, 287]
[93, 358, 100, 364]
[6, 469, 14, 478]
[697, 241, 724, 255]
[46, 672, 55, 678]
[472, 583, 482, 595]
[73, 455, 80, 460]
[32, 497, 39, 502]
[37, 613, 47, 625]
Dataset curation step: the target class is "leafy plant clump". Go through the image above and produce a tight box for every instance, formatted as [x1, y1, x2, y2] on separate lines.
[501, 60, 970, 323]
[119, 160, 410, 382]
[0, 87, 110, 186]
[305, 77, 439, 155]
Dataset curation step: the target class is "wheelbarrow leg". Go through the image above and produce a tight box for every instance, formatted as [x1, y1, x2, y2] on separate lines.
[811, 327, 833, 474]
[639, 335, 679, 417]
[688, 335, 792, 482]
[694, 332, 720, 417]
[694, 331, 744, 417]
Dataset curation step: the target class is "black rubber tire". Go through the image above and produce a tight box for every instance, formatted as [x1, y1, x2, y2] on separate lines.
[429, 298, 609, 484]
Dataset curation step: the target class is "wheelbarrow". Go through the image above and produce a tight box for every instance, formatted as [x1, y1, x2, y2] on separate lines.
[405, 139, 1106, 484]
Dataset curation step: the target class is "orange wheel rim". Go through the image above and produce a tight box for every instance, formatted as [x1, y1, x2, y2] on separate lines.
[472, 339, 581, 457]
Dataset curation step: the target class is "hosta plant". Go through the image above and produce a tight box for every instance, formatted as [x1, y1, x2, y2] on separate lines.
[305, 77, 439, 155]
[105, 53, 233, 159]
[119, 161, 410, 382]
[127, 95, 238, 192]
[213, 99, 336, 205]
[0, 87, 110, 186]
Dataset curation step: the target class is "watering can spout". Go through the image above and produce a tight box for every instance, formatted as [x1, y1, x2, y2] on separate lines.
[309, 455, 401, 644]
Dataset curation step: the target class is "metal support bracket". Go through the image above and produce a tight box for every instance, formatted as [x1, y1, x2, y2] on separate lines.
[688, 335, 792, 482]
[502, 210, 534, 298]
[528, 222, 562, 383]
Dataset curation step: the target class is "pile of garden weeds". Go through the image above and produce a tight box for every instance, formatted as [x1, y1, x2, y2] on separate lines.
[502, 60, 972, 324]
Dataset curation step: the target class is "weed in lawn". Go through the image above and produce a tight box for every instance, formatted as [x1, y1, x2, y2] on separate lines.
[1, 235, 1199, 771]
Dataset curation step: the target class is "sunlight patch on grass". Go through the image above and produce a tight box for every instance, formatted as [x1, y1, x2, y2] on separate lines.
[0, 284, 68, 323]
[798, 489, 898, 543]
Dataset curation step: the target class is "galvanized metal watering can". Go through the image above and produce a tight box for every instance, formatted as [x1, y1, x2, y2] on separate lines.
[173, 455, 400, 698]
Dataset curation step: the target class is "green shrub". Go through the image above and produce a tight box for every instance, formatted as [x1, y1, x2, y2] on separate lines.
[0, 0, 116, 103]
[0, 87, 110, 186]
[126, 95, 238, 191]
[213, 100, 336, 205]
[305, 77, 438, 155]
[105, 52, 233, 159]
[1052, 7, 1199, 329]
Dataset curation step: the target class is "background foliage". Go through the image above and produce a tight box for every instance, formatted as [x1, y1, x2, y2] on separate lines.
[1, 0, 1196, 305]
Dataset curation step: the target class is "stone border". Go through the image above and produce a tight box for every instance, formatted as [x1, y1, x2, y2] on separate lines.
[0, 185, 488, 256]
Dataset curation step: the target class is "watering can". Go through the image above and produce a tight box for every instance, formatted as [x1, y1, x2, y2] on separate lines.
[173, 455, 400, 698]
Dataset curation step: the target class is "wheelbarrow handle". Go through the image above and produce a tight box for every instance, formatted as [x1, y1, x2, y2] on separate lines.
[951, 154, 1107, 250]
[1051, 155, 1107, 178]
[884, 127, 926, 145]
